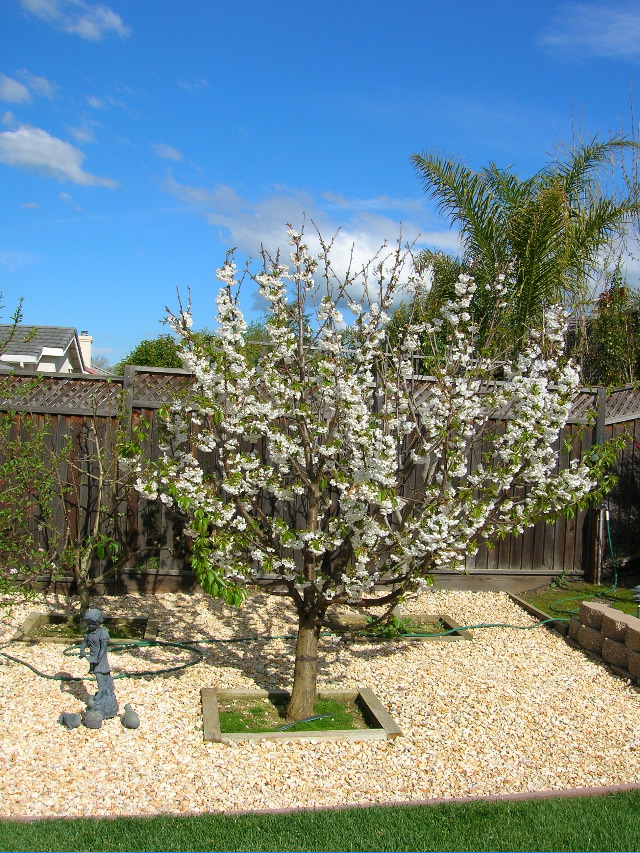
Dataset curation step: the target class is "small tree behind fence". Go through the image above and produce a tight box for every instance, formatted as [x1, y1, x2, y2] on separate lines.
[1, 366, 633, 592]
[0, 368, 192, 600]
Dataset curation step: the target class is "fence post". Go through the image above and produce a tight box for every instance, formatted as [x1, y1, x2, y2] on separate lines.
[586, 387, 607, 583]
[122, 365, 135, 437]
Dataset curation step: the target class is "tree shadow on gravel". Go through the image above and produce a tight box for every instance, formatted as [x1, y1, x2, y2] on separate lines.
[177, 595, 417, 692]
[31, 590, 418, 694]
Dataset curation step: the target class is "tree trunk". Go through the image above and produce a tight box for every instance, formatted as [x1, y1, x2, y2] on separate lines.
[74, 554, 92, 612]
[286, 611, 321, 722]
[77, 576, 91, 612]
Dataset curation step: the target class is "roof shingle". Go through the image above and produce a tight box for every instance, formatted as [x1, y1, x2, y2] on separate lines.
[0, 325, 77, 358]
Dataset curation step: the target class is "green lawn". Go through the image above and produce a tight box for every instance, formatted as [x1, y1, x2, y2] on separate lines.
[2, 790, 640, 852]
[521, 579, 639, 619]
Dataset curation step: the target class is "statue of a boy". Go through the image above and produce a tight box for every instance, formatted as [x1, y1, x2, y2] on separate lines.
[79, 608, 119, 719]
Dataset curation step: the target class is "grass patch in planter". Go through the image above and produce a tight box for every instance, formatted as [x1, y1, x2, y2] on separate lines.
[13, 612, 158, 644]
[219, 695, 367, 734]
[201, 688, 403, 743]
[327, 610, 472, 641]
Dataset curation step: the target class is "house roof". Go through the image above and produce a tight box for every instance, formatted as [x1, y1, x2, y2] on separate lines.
[0, 325, 85, 369]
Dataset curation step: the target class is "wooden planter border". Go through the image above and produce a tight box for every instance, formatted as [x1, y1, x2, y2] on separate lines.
[11, 612, 159, 644]
[395, 613, 472, 641]
[508, 595, 569, 636]
[200, 687, 403, 743]
[328, 611, 472, 641]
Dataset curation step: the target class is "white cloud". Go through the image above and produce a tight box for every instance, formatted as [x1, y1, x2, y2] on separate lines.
[322, 191, 428, 216]
[0, 249, 40, 270]
[178, 78, 210, 92]
[152, 142, 182, 162]
[59, 190, 82, 210]
[20, 0, 130, 40]
[68, 120, 97, 144]
[540, 2, 640, 58]
[0, 124, 118, 186]
[88, 347, 120, 369]
[0, 70, 56, 104]
[16, 69, 55, 98]
[86, 95, 105, 109]
[163, 175, 459, 256]
[0, 75, 31, 103]
[162, 176, 461, 308]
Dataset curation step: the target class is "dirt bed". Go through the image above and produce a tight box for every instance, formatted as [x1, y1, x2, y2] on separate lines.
[1, 589, 640, 819]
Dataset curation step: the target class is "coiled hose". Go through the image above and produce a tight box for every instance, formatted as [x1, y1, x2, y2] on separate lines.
[0, 510, 622, 681]
[0, 634, 302, 682]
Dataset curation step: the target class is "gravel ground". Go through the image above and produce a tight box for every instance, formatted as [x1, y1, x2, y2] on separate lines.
[1, 589, 640, 819]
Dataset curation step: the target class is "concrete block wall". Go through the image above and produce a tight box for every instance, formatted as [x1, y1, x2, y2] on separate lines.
[568, 601, 640, 681]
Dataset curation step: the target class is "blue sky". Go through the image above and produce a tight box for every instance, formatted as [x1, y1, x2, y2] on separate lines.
[1, 0, 640, 364]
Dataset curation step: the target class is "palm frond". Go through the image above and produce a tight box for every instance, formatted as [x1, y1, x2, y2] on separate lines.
[481, 163, 535, 208]
[411, 151, 509, 273]
[565, 196, 640, 285]
[549, 134, 640, 200]
[411, 139, 638, 355]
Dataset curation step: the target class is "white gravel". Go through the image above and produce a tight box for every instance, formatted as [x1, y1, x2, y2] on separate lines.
[1, 589, 640, 819]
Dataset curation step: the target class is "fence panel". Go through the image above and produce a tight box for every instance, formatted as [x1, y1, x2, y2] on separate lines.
[0, 369, 619, 587]
[603, 418, 640, 567]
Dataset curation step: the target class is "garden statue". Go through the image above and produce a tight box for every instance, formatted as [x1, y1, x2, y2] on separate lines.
[79, 608, 119, 722]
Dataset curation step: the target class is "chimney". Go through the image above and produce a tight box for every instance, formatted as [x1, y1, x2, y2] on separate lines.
[78, 330, 93, 370]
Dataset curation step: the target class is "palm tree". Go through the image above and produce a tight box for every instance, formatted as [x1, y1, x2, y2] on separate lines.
[411, 136, 640, 350]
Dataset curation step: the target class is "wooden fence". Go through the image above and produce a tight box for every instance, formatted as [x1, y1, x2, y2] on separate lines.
[1, 367, 636, 592]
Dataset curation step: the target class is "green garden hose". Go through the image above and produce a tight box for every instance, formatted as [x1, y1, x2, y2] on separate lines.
[0, 616, 566, 681]
[360, 617, 563, 640]
[0, 633, 301, 681]
[0, 513, 622, 681]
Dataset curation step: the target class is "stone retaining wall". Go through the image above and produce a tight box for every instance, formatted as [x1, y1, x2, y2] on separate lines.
[568, 601, 640, 681]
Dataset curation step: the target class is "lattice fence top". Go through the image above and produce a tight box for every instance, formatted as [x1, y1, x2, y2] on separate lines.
[0, 369, 192, 415]
[1, 368, 639, 424]
[412, 377, 598, 423]
[132, 370, 193, 406]
[605, 386, 640, 423]
[0, 374, 124, 415]
[569, 390, 599, 422]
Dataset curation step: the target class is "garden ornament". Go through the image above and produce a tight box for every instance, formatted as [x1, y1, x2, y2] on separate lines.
[82, 699, 104, 730]
[122, 704, 140, 729]
[58, 712, 82, 729]
[79, 608, 119, 721]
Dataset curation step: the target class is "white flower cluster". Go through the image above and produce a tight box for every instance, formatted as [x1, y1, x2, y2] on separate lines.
[133, 232, 606, 612]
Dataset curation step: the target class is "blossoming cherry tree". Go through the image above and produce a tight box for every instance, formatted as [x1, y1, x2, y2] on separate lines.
[133, 226, 614, 721]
